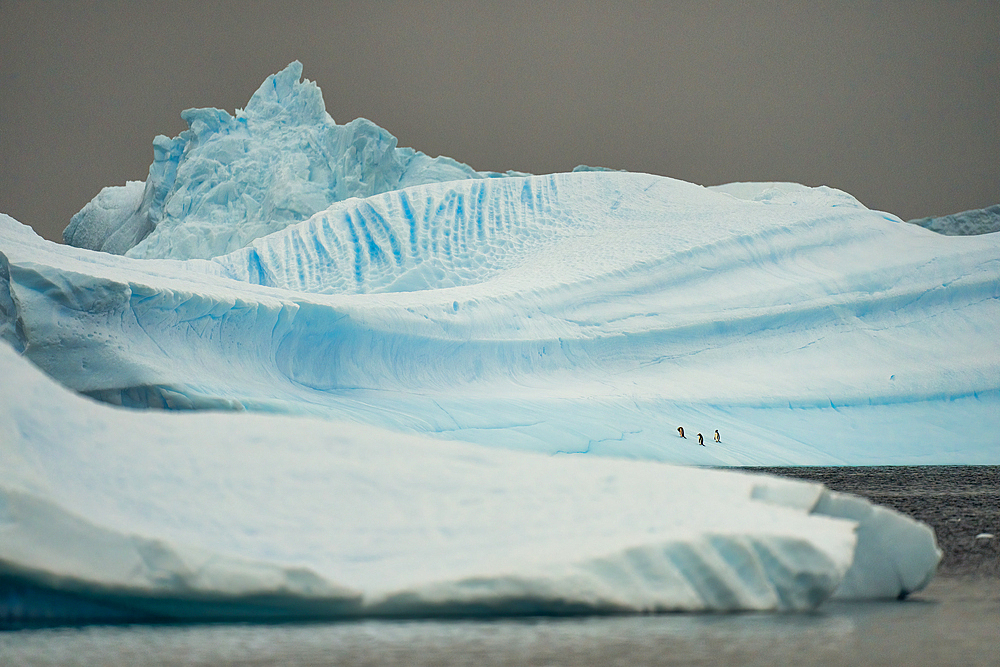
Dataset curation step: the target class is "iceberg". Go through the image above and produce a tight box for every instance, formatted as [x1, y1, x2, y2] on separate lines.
[62, 62, 493, 260]
[2, 169, 997, 465]
[908, 204, 1000, 237]
[0, 62, 989, 621]
[0, 342, 939, 622]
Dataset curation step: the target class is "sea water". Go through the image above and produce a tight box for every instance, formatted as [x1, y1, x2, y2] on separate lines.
[1, 577, 995, 667]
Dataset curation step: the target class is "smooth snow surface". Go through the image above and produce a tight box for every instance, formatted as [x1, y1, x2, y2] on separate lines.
[0, 343, 939, 619]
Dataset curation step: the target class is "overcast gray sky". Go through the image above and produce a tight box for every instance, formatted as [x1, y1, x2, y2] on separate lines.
[1, 1, 997, 243]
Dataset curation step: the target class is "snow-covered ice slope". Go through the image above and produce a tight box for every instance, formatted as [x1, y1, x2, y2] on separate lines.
[2, 167, 997, 465]
[0, 341, 939, 620]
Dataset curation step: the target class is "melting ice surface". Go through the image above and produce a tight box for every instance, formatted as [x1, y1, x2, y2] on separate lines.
[0, 62, 994, 621]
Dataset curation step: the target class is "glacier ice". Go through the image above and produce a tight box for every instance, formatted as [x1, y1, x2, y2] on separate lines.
[0, 342, 938, 621]
[2, 168, 997, 465]
[63, 62, 490, 260]
[0, 62, 991, 622]
[908, 204, 1000, 237]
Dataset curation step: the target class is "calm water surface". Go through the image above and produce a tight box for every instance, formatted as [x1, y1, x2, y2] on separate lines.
[2, 577, 996, 667]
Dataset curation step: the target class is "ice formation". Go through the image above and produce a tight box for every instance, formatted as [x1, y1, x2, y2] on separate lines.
[908, 204, 1000, 236]
[0, 62, 992, 622]
[63, 62, 499, 260]
[3, 170, 997, 465]
[0, 342, 939, 622]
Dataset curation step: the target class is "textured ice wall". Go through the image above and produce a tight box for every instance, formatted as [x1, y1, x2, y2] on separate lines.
[908, 204, 1000, 236]
[0, 342, 939, 622]
[63, 62, 491, 260]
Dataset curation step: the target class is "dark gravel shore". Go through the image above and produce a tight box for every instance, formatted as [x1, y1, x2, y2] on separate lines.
[743, 465, 999, 577]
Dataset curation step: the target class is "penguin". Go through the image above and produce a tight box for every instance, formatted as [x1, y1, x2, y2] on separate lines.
[714, 429, 721, 443]
[697, 433, 704, 446]
[677, 426, 686, 438]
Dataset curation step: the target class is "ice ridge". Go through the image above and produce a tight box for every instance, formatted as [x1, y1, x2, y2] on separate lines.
[62, 62, 488, 260]
[907, 204, 1000, 236]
